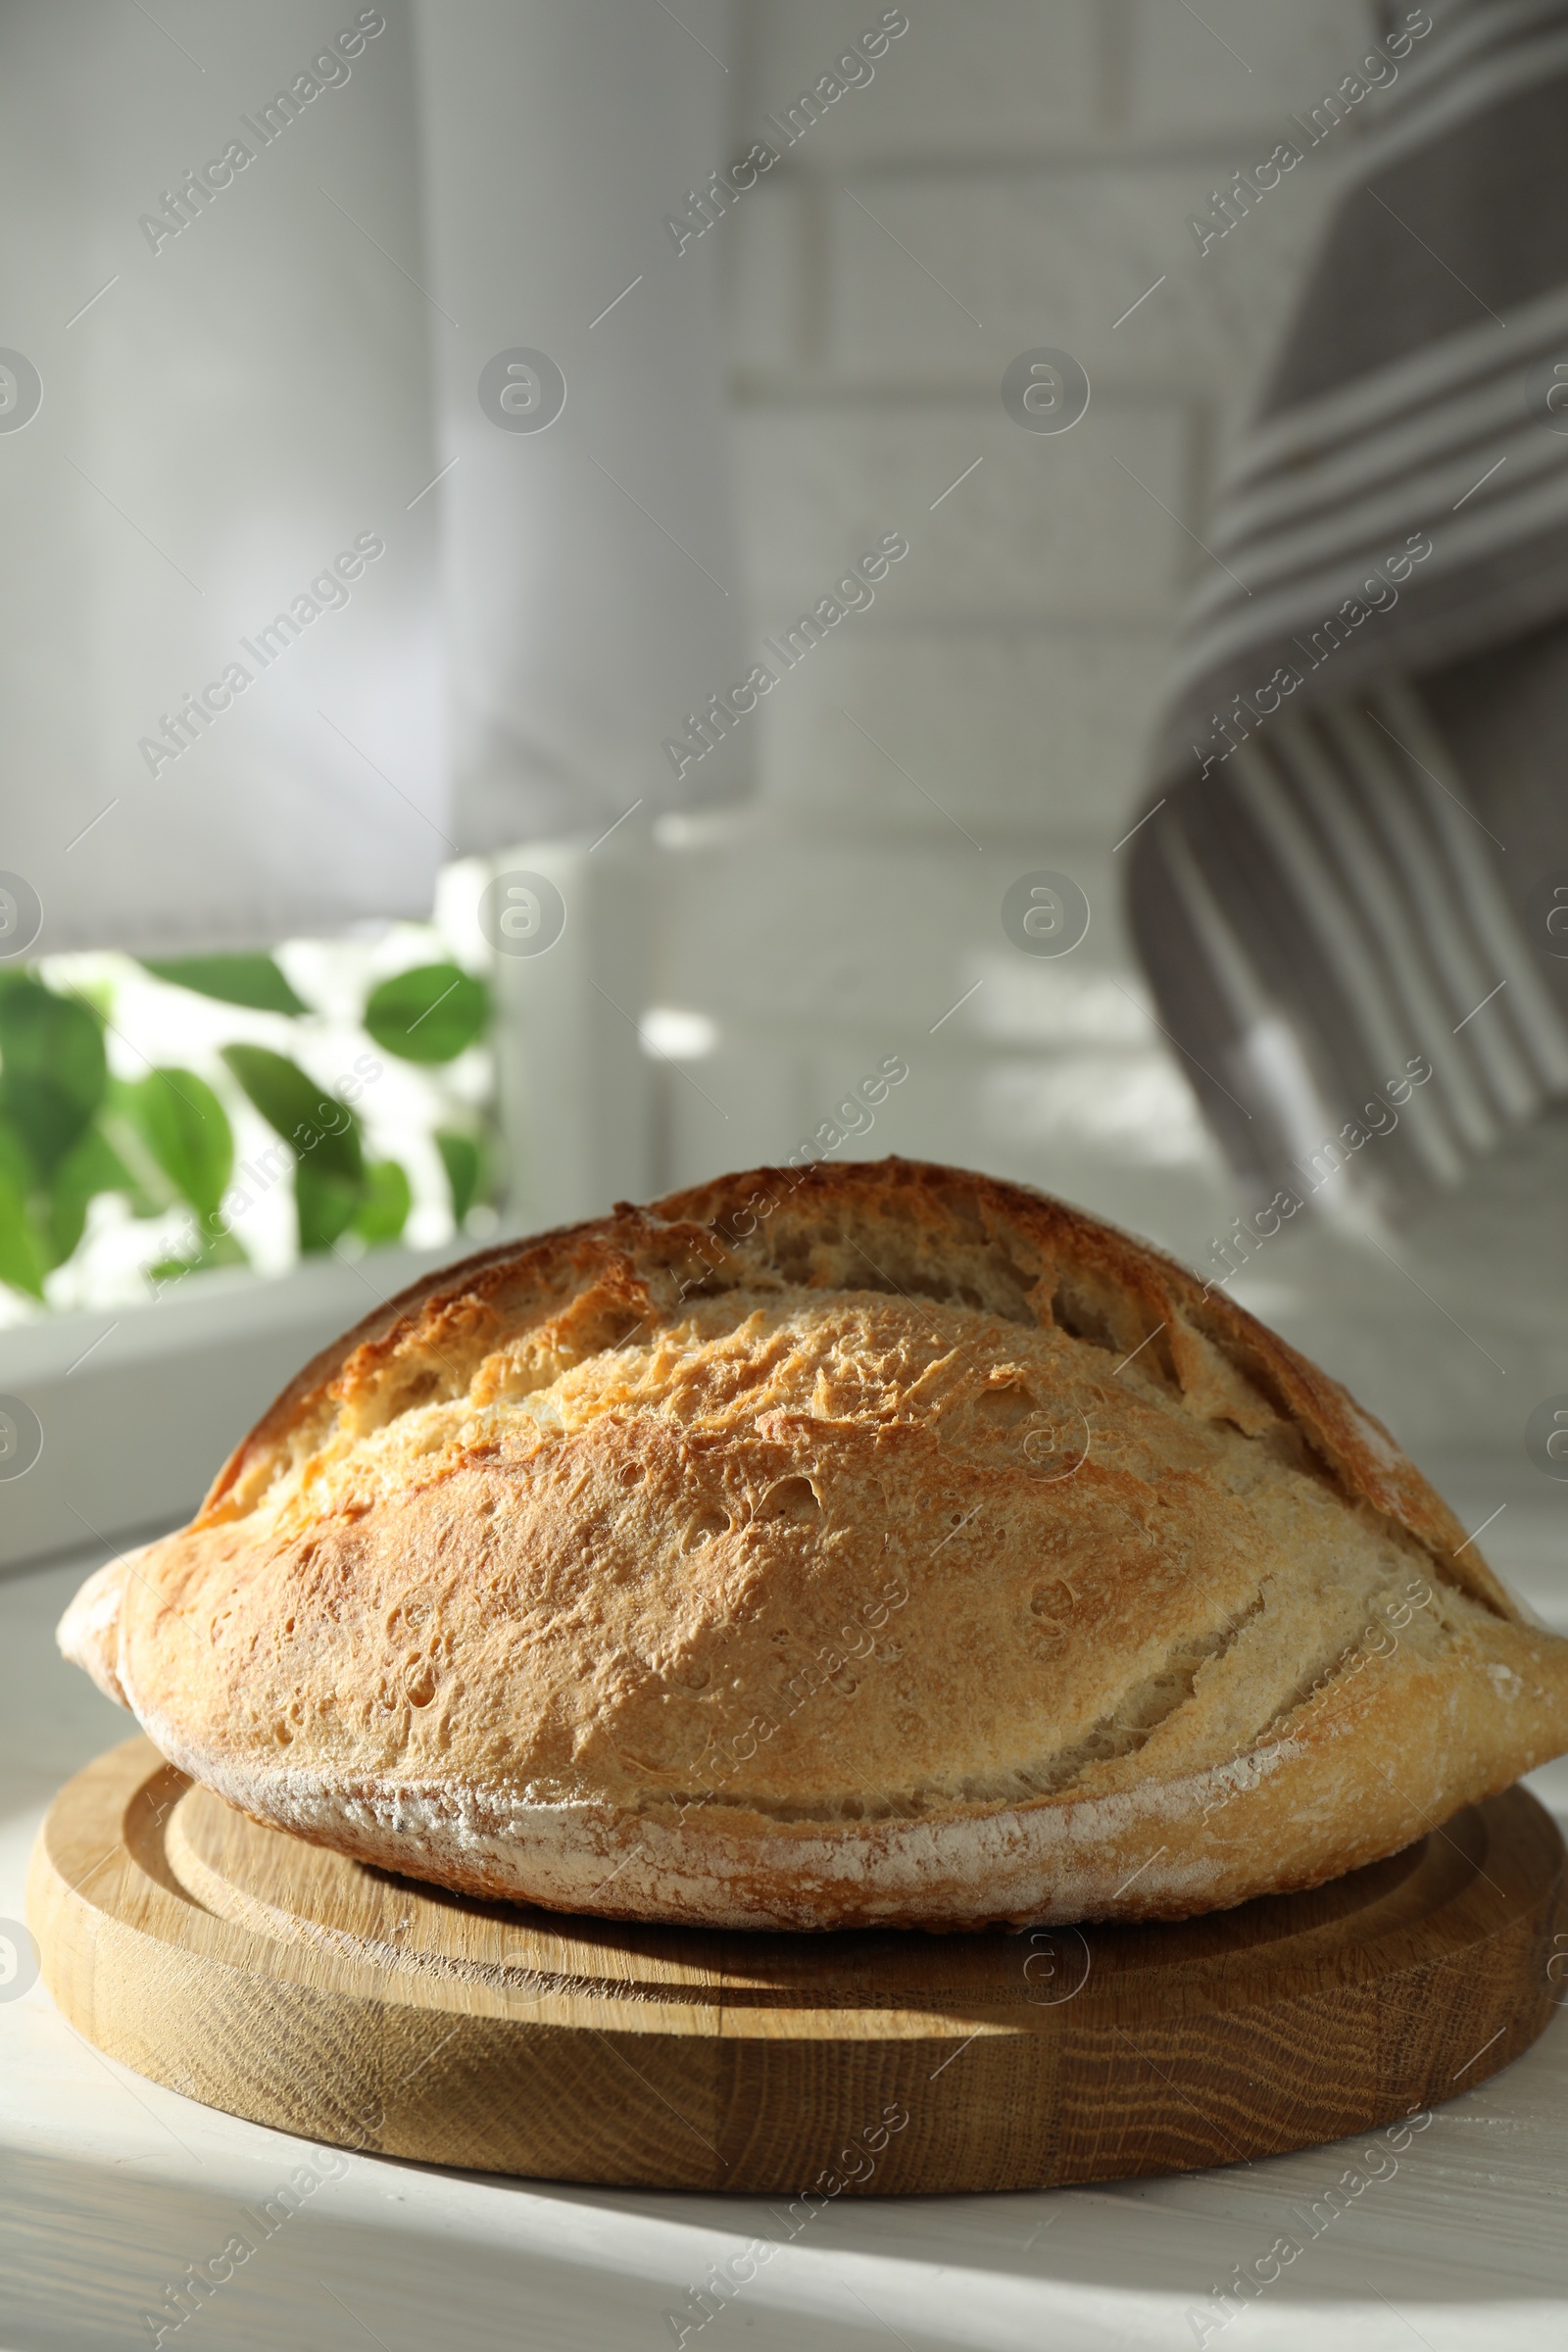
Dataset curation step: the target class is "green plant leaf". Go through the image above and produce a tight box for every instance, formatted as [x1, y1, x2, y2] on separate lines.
[0, 981, 107, 1176]
[363, 963, 488, 1064]
[350, 1158, 412, 1246]
[435, 1130, 483, 1226]
[294, 1158, 362, 1254]
[98, 1091, 180, 1217]
[140, 955, 309, 1016]
[0, 1193, 47, 1297]
[47, 1184, 91, 1266]
[0, 1119, 47, 1298]
[0, 1110, 38, 1195]
[122, 1067, 233, 1218]
[46, 1121, 143, 1266]
[220, 1047, 363, 1183]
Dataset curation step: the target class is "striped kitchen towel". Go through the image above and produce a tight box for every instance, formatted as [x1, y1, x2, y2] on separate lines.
[1127, 0, 1568, 1216]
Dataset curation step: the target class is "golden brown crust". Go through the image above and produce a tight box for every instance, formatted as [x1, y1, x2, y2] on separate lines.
[57, 1157, 1568, 1929]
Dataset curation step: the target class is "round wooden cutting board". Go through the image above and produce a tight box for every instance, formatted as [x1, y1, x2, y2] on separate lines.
[27, 1737, 1568, 2194]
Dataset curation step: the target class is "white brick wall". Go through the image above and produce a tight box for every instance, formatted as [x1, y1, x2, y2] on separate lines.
[635, 0, 1563, 1474]
[737, 4, 1104, 161]
[747, 626, 1167, 832]
[1124, 0, 1372, 135]
[734, 401, 1189, 618]
[816, 169, 1327, 391]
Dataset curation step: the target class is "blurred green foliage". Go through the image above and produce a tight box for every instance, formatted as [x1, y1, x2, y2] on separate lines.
[0, 952, 493, 1303]
[138, 954, 310, 1016]
[364, 963, 489, 1064]
[435, 1130, 484, 1227]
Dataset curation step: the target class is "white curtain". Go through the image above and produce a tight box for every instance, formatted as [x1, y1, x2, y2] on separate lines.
[414, 0, 750, 850]
[0, 0, 746, 956]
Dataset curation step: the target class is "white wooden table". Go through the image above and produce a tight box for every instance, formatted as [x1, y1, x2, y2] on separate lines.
[4, 1504, 1568, 2352]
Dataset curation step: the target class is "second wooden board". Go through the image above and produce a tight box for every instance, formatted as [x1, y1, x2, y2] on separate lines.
[28, 1737, 1566, 2194]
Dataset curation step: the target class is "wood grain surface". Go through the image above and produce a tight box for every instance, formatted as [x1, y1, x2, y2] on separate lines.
[26, 1737, 1567, 2195]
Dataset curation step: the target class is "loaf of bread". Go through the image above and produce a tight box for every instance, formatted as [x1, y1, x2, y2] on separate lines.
[59, 1158, 1568, 1930]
